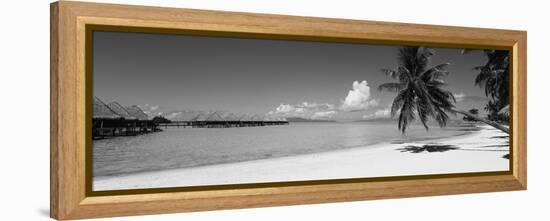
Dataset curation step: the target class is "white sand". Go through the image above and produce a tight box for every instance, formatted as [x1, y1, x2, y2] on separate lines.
[94, 125, 509, 191]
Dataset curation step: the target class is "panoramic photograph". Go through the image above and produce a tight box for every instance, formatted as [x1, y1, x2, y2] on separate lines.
[91, 31, 510, 191]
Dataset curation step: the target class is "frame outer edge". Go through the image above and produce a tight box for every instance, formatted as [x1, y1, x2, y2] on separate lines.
[51, 1, 527, 219]
[50, 1, 60, 219]
[518, 31, 527, 189]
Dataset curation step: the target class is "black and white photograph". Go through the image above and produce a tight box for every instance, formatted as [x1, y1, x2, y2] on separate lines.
[91, 30, 510, 191]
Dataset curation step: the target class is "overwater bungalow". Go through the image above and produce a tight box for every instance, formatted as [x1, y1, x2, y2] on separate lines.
[191, 112, 209, 128]
[221, 113, 240, 127]
[108, 102, 136, 120]
[107, 102, 139, 135]
[125, 105, 149, 120]
[204, 112, 225, 128]
[117, 108, 289, 130]
[125, 105, 157, 133]
[93, 97, 123, 138]
[238, 114, 253, 127]
[92, 98, 159, 139]
[250, 114, 264, 127]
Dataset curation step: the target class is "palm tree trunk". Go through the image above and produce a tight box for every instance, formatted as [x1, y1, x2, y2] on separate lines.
[451, 109, 509, 134]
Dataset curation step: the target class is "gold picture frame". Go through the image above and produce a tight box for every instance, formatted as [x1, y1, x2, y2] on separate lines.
[50, 1, 527, 220]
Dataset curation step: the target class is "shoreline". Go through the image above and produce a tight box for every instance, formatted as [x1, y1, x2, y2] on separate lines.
[94, 125, 509, 191]
[93, 124, 476, 178]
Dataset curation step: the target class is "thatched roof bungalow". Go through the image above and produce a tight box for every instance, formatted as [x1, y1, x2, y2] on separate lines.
[125, 105, 149, 120]
[206, 112, 224, 122]
[251, 114, 264, 122]
[221, 113, 239, 121]
[108, 102, 136, 120]
[239, 114, 253, 122]
[192, 112, 209, 122]
[93, 97, 122, 119]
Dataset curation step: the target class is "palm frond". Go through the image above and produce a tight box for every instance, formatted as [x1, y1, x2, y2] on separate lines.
[420, 63, 450, 81]
[380, 68, 399, 79]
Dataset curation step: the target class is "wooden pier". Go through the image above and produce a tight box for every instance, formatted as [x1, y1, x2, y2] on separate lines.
[158, 121, 192, 128]
[157, 119, 289, 128]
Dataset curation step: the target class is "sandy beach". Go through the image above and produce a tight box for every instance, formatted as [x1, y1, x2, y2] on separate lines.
[94, 125, 509, 191]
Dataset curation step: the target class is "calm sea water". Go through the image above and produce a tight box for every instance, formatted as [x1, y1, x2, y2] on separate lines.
[93, 122, 474, 177]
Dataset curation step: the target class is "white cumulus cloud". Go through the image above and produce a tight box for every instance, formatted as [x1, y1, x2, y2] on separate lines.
[270, 102, 338, 119]
[275, 104, 296, 113]
[362, 107, 391, 119]
[341, 80, 378, 112]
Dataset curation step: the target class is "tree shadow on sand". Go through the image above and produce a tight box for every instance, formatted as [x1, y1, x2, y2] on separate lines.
[397, 144, 459, 153]
[480, 144, 509, 148]
[455, 128, 482, 132]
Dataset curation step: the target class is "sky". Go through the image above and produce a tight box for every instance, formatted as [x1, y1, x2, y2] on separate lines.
[93, 31, 496, 121]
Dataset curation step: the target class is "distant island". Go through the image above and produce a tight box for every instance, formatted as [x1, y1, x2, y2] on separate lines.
[286, 117, 336, 123]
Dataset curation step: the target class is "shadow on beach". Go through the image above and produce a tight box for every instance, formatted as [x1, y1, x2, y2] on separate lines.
[480, 144, 509, 148]
[453, 128, 482, 132]
[397, 144, 459, 153]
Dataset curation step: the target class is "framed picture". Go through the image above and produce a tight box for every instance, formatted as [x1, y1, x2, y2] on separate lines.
[50, 1, 527, 220]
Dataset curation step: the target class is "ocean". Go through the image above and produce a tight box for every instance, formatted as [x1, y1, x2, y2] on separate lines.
[93, 121, 475, 177]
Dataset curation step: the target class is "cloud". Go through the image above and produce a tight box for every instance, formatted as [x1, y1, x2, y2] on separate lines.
[341, 80, 378, 112]
[138, 104, 164, 116]
[267, 80, 380, 119]
[269, 102, 338, 119]
[374, 108, 391, 118]
[275, 104, 296, 113]
[312, 111, 337, 119]
[362, 107, 391, 120]
[297, 102, 335, 110]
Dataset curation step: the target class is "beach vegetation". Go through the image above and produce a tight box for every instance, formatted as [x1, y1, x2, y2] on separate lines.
[463, 49, 510, 123]
[462, 108, 479, 122]
[379, 46, 509, 134]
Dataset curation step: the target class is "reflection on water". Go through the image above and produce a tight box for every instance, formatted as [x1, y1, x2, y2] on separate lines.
[93, 122, 471, 177]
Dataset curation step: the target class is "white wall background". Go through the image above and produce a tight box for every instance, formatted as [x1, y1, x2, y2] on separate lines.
[0, 0, 546, 220]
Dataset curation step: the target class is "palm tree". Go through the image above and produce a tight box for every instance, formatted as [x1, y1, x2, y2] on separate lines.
[462, 108, 479, 122]
[474, 50, 509, 103]
[463, 49, 509, 119]
[379, 46, 509, 134]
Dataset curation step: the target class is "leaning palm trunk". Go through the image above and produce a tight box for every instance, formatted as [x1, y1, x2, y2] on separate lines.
[451, 109, 509, 134]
